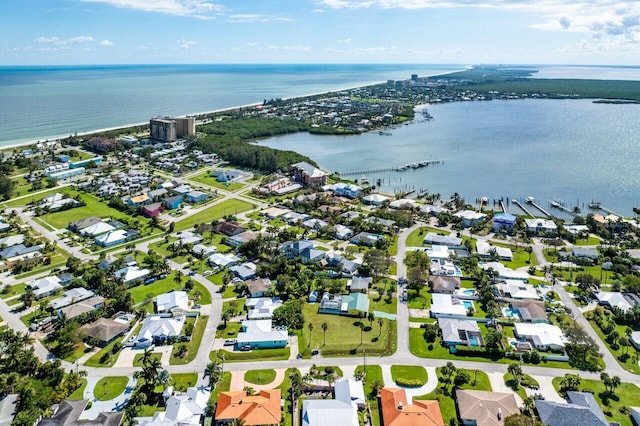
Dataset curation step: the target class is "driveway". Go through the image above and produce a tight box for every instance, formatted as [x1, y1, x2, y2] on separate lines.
[529, 376, 566, 404]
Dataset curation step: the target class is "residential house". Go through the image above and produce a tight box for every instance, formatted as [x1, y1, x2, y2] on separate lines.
[350, 232, 383, 247]
[564, 224, 590, 235]
[57, 272, 74, 285]
[282, 211, 309, 225]
[455, 390, 519, 426]
[524, 218, 558, 236]
[208, 253, 241, 268]
[438, 318, 483, 347]
[68, 216, 101, 233]
[380, 388, 444, 426]
[430, 294, 469, 318]
[95, 229, 128, 247]
[318, 293, 369, 316]
[37, 400, 123, 426]
[156, 291, 189, 313]
[510, 300, 548, 323]
[535, 391, 609, 426]
[630, 331, 640, 350]
[430, 276, 461, 294]
[0, 244, 42, 265]
[226, 231, 258, 247]
[420, 204, 447, 216]
[334, 224, 353, 240]
[596, 291, 640, 313]
[389, 198, 418, 210]
[0, 220, 11, 233]
[514, 323, 566, 351]
[192, 244, 217, 258]
[454, 210, 486, 228]
[235, 319, 288, 350]
[430, 257, 459, 277]
[0, 394, 18, 426]
[291, 161, 328, 187]
[363, 216, 396, 230]
[163, 195, 183, 210]
[482, 262, 529, 282]
[302, 399, 358, 426]
[58, 296, 105, 320]
[303, 218, 329, 230]
[213, 221, 246, 236]
[28, 276, 62, 299]
[134, 314, 186, 347]
[230, 262, 257, 281]
[334, 378, 366, 410]
[423, 233, 462, 247]
[426, 245, 451, 260]
[80, 318, 130, 347]
[126, 194, 151, 206]
[172, 184, 192, 195]
[40, 193, 79, 211]
[114, 266, 150, 285]
[571, 247, 599, 261]
[50, 287, 94, 310]
[246, 298, 282, 320]
[282, 240, 314, 259]
[246, 278, 272, 298]
[80, 221, 115, 237]
[362, 193, 390, 206]
[215, 390, 281, 425]
[0, 234, 25, 248]
[347, 276, 372, 292]
[632, 407, 640, 426]
[495, 281, 540, 300]
[492, 213, 517, 233]
[141, 202, 163, 218]
[147, 188, 168, 201]
[476, 240, 513, 261]
[135, 387, 210, 426]
[325, 252, 361, 275]
[186, 190, 208, 203]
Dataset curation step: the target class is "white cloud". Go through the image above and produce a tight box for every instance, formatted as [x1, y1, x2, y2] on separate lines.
[337, 38, 352, 43]
[98, 39, 113, 46]
[227, 14, 293, 23]
[79, 0, 223, 19]
[36, 36, 95, 45]
[177, 40, 198, 49]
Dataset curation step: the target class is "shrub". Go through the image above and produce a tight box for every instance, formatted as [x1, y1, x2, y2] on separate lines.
[394, 377, 426, 387]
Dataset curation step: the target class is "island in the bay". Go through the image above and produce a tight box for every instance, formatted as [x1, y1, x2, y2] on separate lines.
[1, 66, 640, 426]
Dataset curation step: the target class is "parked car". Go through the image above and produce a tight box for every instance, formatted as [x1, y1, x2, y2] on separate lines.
[311, 349, 320, 356]
[224, 339, 236, 346]
[240, 344, 252, 351]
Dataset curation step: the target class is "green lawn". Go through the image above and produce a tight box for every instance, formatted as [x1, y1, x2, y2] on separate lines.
[587, 315, 640, 375]
[68, 379, 88, 400]
[175, 199, 255, 231]
[417, 367, 491, 425]
[170, 315, 208, 365]
[574, 236, 602, 246]
[215, 322, 242, 338]
[93, 376, 129, 401]
[133, 352, 162, 367]
[355, 365, 383, 426]
[84, 337, 125, 368]
[390, 365, 428, 387]
[244, 369, 277, 385]
[297, 303, 395, 357]
[128, 271, 186, 305]
[406, 227, 447, 247]
[491, 242, 538, 269]
[278, 369, 297, 426]
[4, 187, 76, 207]
[1, 283, 27, 299]
[192, 282, 212, 305]
[552, 377, 640, 426]
[171, 373, 198, 391]
[503, 373, 527, 401]
[211, 372, 232, 402]
[190, 172, 247, 192]
[211, 347, 290, 363]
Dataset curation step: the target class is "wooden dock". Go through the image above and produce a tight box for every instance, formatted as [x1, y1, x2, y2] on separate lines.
[528, 200, 553, 218]
[337, 160, 441, 176]
[512, 199, 535, 218]
[550, 202, 581, 217]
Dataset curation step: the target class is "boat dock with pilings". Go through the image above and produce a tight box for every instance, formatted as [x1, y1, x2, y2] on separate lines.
[525, 197, 553, 218]
[337, 160, 441, 176]
[589, 201, 625, 219]
[512, 199, 536, 218]
[550, 200, 581, 218]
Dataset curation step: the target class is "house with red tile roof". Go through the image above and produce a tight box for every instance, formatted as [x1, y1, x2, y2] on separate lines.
[214, 390, 281, 425]
[379, 388, 444, 426]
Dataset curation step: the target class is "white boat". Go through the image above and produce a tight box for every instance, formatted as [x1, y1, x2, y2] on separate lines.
[526, 196, 535, 203]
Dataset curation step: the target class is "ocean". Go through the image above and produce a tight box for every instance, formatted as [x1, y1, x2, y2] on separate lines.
[0, 64, 461, 148]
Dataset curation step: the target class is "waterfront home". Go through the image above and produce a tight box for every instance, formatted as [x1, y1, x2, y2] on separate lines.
[524, 218, 558, 236]
[156, 290, 189, 313]
[438, 318, 483, 347]
[28, 276, 62, 299]
[423, 232, 462, 247]
[323, 182, 362, 199]
[430, 275, 461, 294]
[455, 390, 518, 426]
[454, 210, 486, 228]
[215, 390, 281, 425]
[430, 293, 469, 317]
[495, 280, 540, 300]
[291, 161, 328, 187]
[535, 391, 609, 426]
[80, 317, 130, 347]
[246, 298, 282, 320]
[514, 322, 566, 351]
[318, 293, 370, 316]
[389, 198, 418, 209]
[236, 319, 288, 350]
[135, 387, 209, 426]
[492, 212, 517, 233]
[94, 229, 128, 247]
[113, 266, 150, 285]
[246, 277, 272, 298]
[476, 240, 513, 261]
[362, 193, 390, 206]
[37, 400, 123, 426]
[596, 291, 640, 313]
[564, 224, 589, 235]
[510, 300, 548, 323]
[163, 195, 183, 210]
[380, 388, 444, 426]
[420, 204, 447, 216]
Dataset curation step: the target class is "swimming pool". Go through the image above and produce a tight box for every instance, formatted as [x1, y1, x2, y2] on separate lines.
[468, 336, 481, 347]
[463, 300, 474, 310]
[502, 307, 521, 320]
[462, 289, 476, 295]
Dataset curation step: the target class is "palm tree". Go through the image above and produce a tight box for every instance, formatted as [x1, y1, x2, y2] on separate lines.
[157, 369, 171, 389]
[359, 322, 365, 345]
[174, 271, 184, 285]
[321, 322, 328, 347]
[204, 361, 222, 389]
[378, 318, 383, 338]
[308, 323, 314, 349]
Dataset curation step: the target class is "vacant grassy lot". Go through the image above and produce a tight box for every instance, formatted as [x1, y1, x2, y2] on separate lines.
[417, 367, 491, 425]
[4, 187, 76, 207]
[190, 172, 247, 192]
[128, 271, 185, 305]
[84, 336, 125, 368]
[244, 369, 277, 385]
[0, 283, 27, 299]
[297, 303, 395, 357]
[170, 315, 208, 365]
[552, 378, 640, 426]
[175, 199, 255, 231]
[94, 376, 129, 401]
[587, 314, 640, 375]
[171, 373, 198, 391]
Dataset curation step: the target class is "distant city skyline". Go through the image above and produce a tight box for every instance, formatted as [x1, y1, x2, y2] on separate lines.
[2, 0, 640, 65]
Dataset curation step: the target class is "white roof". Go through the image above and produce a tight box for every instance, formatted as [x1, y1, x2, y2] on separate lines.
[525, 218, 557, 229]
[208, 253, 241, 267]
[362, 193, 390, 203]
[564, 224, 589, 235]
[389, 198, 418, 209]
[596, 291, 634, 312]
[430, 293, 468, 316]
[114, 266, 150, 283]
[137, 387, 210, 426]
[95, 229, 128, 245]
[476, 240, 513, 260]
[0, 234, 24, 248]
[50, 287, 94, 310]
[247, 298, 283, 320]
[454, 210, 486, 221]
[514, 323, 566, 349]
[334, 378, 365, 406]
[426, 245, 450, 259]
[237, 319, 288, 344]
[497, 281, 540, 300]
[302, 399, 358, 426]
[137, 315, 185, 342]
[482, 262, 529, 281]
[28, 276, 62, 297]
[157, 291, 189, 312]
[80, 221, 115, 236]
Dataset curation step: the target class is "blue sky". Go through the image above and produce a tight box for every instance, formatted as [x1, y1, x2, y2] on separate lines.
[2, 0, 640, 65]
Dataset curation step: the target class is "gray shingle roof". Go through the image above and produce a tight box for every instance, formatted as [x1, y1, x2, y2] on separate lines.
[535, 391, 608, 426]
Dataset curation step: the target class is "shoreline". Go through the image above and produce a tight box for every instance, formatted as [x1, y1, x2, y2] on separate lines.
[0, 69, 465, 152]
